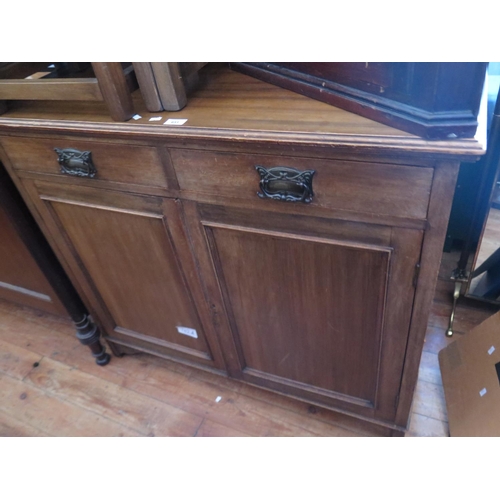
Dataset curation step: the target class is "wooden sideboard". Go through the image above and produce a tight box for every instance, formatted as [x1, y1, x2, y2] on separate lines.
[0, 65, 486, 435]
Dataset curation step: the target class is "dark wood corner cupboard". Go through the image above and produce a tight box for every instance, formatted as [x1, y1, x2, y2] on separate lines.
[0, 66, 486, 435]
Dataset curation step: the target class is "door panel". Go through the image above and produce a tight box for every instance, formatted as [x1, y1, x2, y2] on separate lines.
[187, 202, 424, 420]
[209, 225, 390, 404]
[31, 183, 222, 368]
[51, 202, 210, 351]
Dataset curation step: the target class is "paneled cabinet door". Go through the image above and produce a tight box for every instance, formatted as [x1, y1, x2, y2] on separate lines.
[24, 180, 226, 371]
[183, 201, 424, 423]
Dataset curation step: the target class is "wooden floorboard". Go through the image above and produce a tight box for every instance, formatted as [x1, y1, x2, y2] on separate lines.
[0, 250, 498, 437]
[26, 356, 204, 437]
[0, 338, 43, 380]
[0, 373, 141, 437]
[0, 407, 50, 437]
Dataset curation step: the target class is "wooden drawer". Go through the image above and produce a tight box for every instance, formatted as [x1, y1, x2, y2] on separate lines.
[0, 136, 170, 189]
[171, 149, 434, 220]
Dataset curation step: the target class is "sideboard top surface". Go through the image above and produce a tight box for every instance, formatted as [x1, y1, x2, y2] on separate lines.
[0, 64, 487, 159]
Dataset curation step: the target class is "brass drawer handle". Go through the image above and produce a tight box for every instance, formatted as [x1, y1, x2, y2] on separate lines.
[256, 165, 315, 203]
[54, 148, 97, 178]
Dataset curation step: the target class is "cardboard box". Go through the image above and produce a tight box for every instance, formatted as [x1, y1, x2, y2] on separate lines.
[439, 311, 500, 436]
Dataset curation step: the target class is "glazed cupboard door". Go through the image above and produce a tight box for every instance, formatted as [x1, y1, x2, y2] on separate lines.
[24, 180, 226, 371]
[183, 202, 423, 424]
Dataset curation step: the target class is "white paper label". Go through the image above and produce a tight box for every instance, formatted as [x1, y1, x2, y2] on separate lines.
[215, 396, 222, 403]
[164, 118, 188, 125]
[488, 346, 496, 355]
[132, 114, 142, 120]
[479, 388, 487, 397]
[149, 116, 162, 122]
[176, 326, 198, 339]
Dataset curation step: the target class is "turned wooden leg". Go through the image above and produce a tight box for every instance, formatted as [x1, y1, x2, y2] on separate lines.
[0, 164, 111, 366]
[74, 314, 110, 366]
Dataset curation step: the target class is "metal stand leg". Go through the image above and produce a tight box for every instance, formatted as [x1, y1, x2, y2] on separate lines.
[446, 280, 462, 337]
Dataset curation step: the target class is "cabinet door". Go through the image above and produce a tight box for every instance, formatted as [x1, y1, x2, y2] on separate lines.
[184, 202, 423, 423]
[27, 181, 225, 371]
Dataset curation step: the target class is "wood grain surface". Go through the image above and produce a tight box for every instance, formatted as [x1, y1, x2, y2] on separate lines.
[0, 63, 488, 436]
[171, 148, 434, 219]
[0, 65, 486, 159]
[0, 250, 495, 436]
[3, 136, 170, 188]
[47, 199, 214, 362]
[91, 63, 134, 122]
[209, 224, 390, 403]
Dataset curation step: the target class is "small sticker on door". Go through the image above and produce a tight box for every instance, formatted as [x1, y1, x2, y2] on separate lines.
[176, 326, 198, 339]
[479, 388, 487, 397]
[488, 346, 496, 355]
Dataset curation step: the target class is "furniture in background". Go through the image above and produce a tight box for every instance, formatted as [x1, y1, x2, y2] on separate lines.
[445, 64, 500, 253]
[231, 62, 487, 139]
[133, 63, 207, 112]
[446, 81, 500, 335]
[0, 64, 486, 435]
[0, 63, 137, 122]
[0, 162, 110, 365]
[0, 161, 66, 316]
[461, 88, 500, 301]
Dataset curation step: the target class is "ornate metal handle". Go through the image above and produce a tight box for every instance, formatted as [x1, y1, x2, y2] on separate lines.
[54, 148, 96, 178]
[255, 165, 316, 203]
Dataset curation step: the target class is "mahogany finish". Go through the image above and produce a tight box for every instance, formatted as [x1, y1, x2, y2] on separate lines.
[231, 63, 487, 139]
[133, 63, 208, 112]
[171, 148, 434, 219]
[46, 194, 218, 367]
[3, 136, 170, 188]
[90, 63, 135, 122]
[0, 65, 486, 434]
[0, 63, 137, 122]
[132, 63, 163, 112]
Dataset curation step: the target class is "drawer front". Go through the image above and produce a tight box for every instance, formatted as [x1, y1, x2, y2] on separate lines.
[1, 136, 169, 189]
[171, 149, 434, 220]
